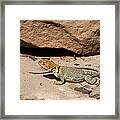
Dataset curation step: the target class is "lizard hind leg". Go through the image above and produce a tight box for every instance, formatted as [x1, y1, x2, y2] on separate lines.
[85, 76, 97, 85]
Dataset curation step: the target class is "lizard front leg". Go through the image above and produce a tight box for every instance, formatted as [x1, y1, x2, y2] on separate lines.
[54, 76, 65, 85]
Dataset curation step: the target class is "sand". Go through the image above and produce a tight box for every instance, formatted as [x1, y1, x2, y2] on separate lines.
[20, 55, 100, 100]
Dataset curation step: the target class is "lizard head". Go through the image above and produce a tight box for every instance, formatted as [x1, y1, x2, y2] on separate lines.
[38, 58, 56, 71]
[38, 58, 62, 78]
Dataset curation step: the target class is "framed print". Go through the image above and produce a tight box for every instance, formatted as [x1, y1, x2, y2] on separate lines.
[0, 0, 119, 119]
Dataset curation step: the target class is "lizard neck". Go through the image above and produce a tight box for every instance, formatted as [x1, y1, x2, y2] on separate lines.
[55, 64, 62, 77]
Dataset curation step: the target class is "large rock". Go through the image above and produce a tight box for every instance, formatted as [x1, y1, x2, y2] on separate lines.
[20, 20, 100, 56]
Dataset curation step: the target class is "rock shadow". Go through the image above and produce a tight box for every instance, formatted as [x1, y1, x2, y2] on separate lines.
[74, 87, 92, 94]
[20, 47, 79, 57]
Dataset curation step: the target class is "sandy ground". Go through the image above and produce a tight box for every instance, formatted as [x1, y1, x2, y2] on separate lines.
[20, 55, 100, 100]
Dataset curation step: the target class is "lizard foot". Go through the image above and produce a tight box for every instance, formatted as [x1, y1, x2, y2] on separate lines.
[54, 80, 65, 85]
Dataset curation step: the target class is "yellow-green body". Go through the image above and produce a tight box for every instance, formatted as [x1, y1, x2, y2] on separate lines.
[52, 64, 100, 85]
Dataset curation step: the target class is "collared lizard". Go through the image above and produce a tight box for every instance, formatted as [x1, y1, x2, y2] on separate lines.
[38, 59, 100, 86]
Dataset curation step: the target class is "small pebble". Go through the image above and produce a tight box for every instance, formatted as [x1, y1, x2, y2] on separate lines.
[40, 83, 43, 86]
[74, 63, 80, 66]
[39, 98, 45, 100]
[85, 64, 91, 66]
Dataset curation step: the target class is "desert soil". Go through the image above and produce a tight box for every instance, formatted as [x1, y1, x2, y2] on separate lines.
[20, 55, 100, 100]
